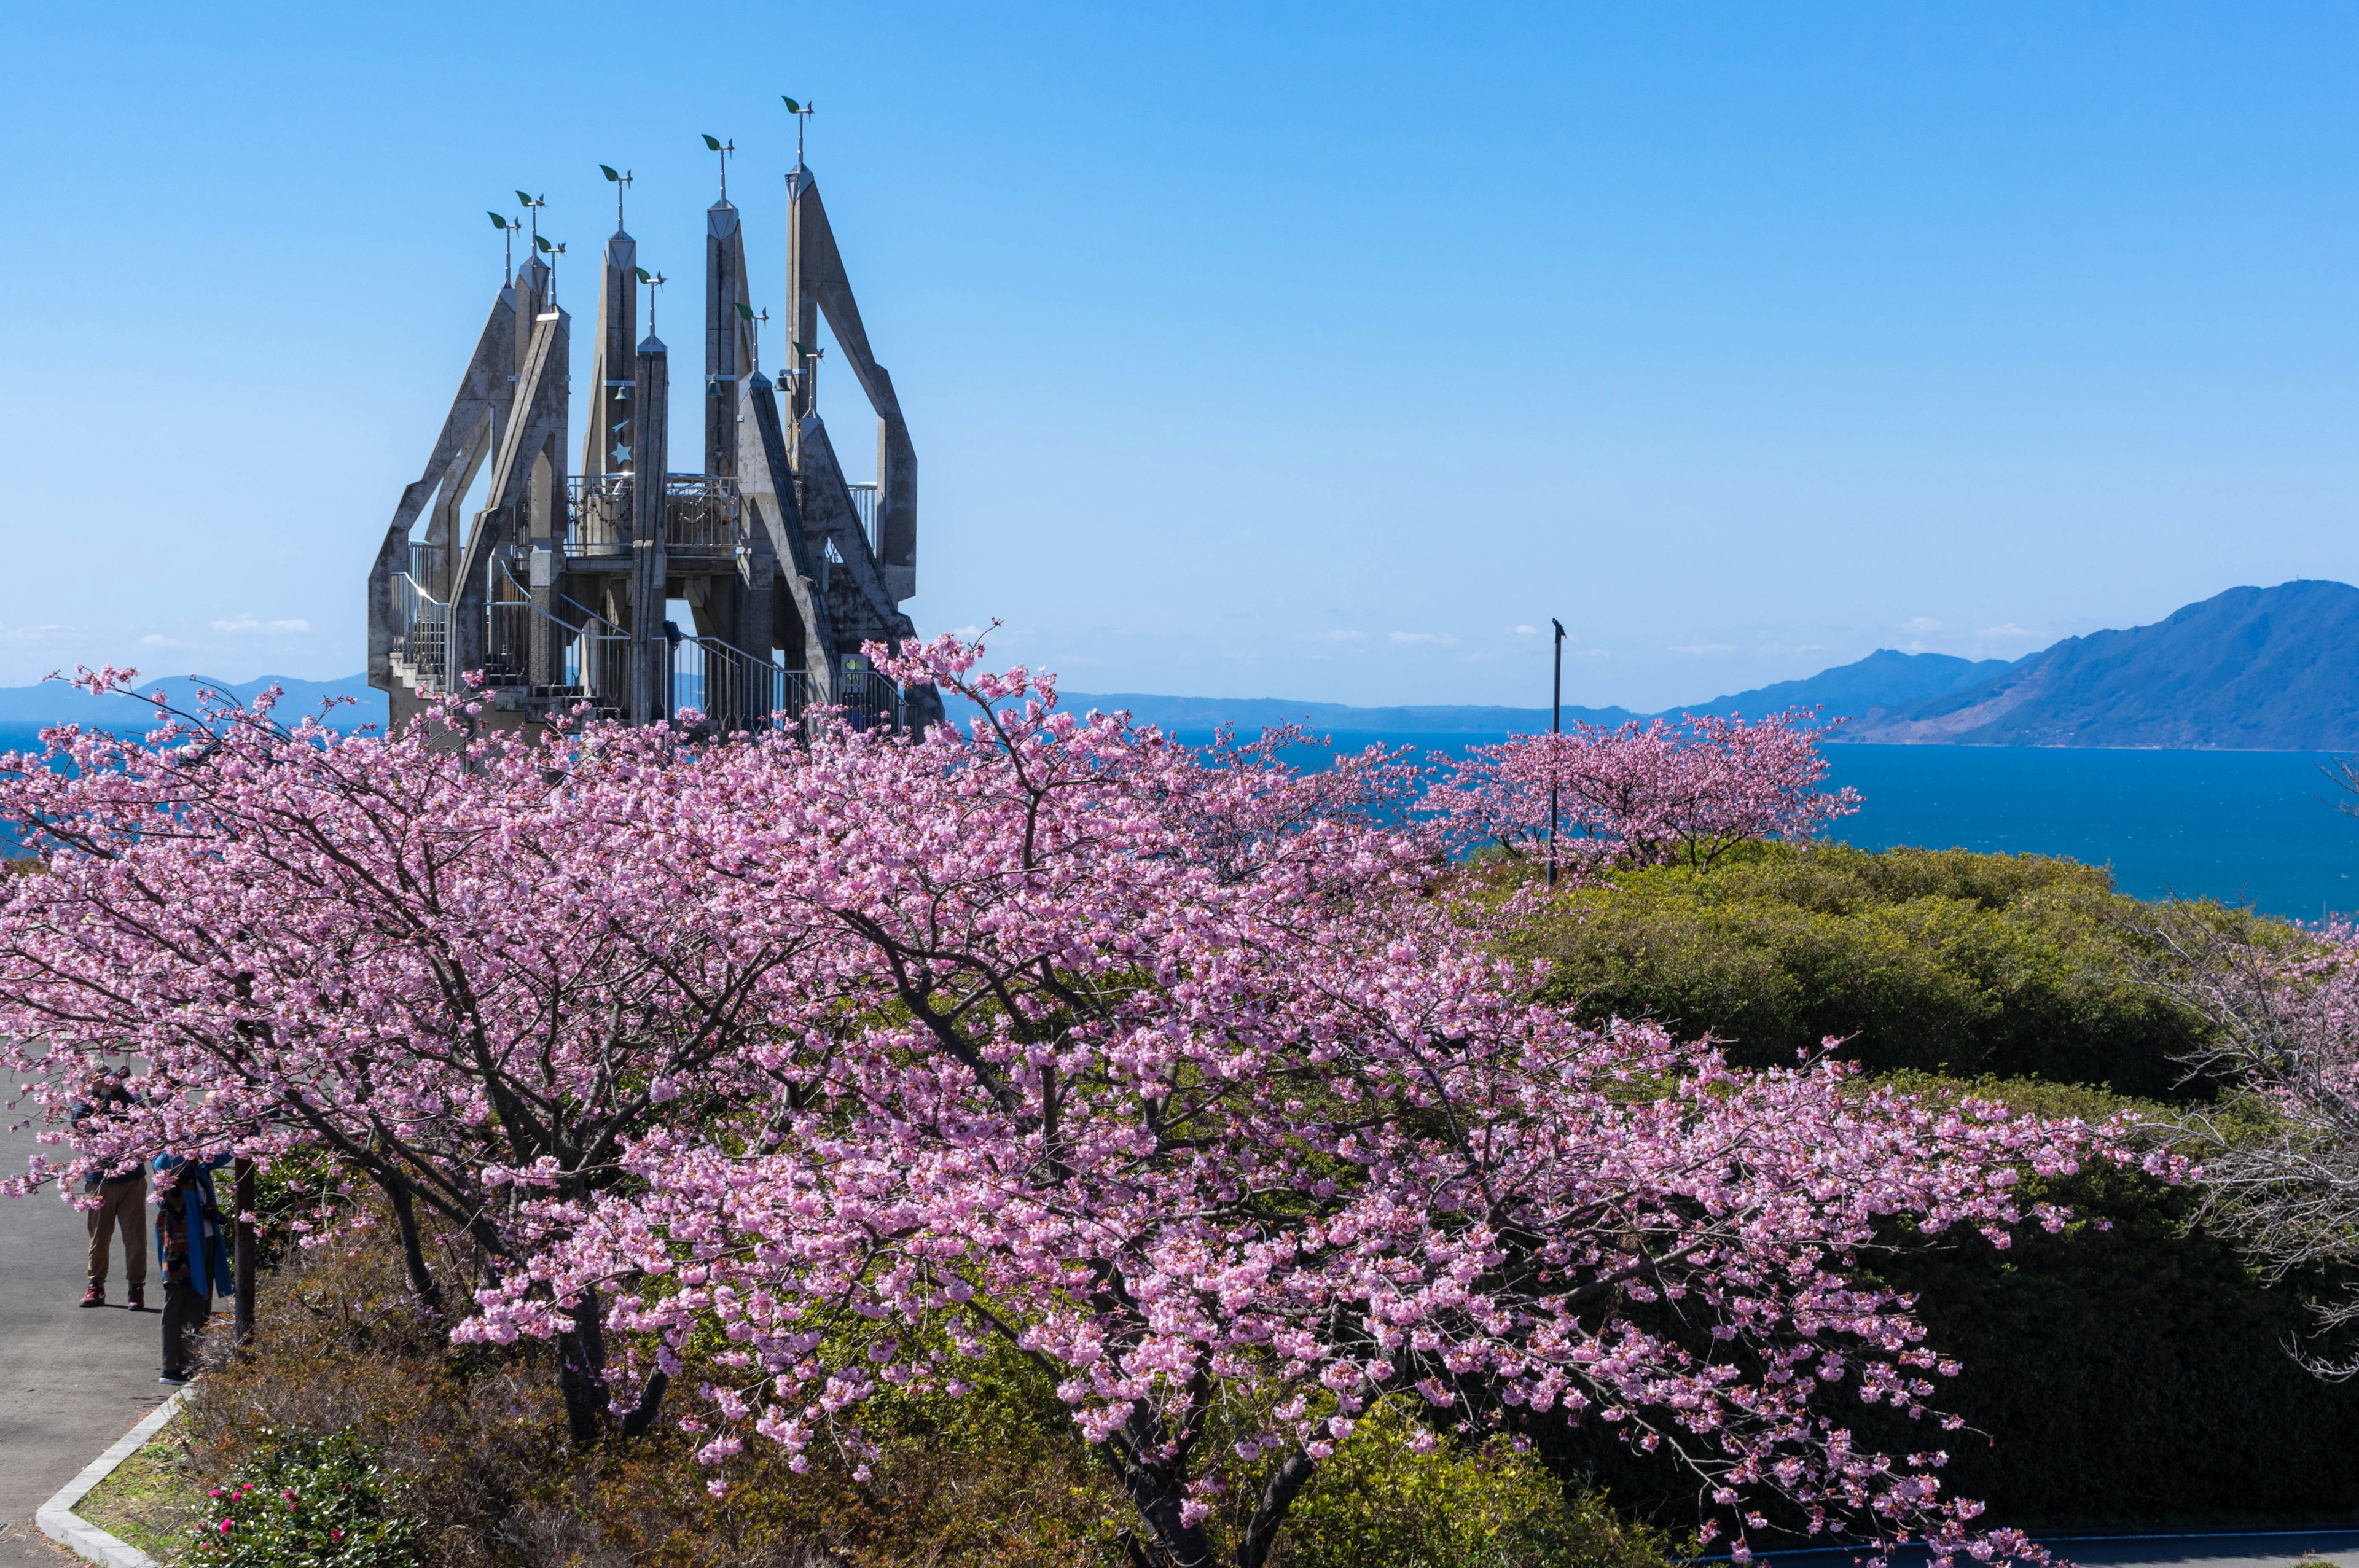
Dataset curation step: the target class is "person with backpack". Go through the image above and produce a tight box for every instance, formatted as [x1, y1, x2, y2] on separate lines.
[152, 1152, 233, 1384]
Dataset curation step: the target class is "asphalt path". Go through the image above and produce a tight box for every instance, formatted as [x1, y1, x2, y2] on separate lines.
[0, 1120, 166, 1565]
[1739, 1532, 2359, 1568]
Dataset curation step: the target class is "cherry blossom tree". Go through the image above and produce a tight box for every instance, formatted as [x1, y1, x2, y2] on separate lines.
[1423, 709, 1863, 873]
[2137, 912, 2359, 1376]
[0, 673, 839, 1438]
[453, 647, 2130, 1568]
[0, 656, 2146, 1567]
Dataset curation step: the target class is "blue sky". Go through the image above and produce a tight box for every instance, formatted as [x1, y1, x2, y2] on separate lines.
[4, 2, 2354, 709]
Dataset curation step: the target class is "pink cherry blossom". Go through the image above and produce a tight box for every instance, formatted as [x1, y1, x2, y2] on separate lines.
[1422, 708, 1862, 872]
[0, 653, 2137, 1568]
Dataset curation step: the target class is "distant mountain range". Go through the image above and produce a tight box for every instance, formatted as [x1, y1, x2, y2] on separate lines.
[1068, 582, 2359, 750]
[1843, 580, 2359, 748]
[4, 581, 2355, 750]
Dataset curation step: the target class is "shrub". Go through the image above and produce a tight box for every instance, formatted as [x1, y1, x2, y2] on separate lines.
[1269, 1403, 1673, 1568]
[1511, 842, 2231, 1096]
[189, 1430, 424, 1568]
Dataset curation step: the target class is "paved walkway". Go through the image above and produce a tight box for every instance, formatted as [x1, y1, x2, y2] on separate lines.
[1743, 1531, 2359, 1568]
[0, 1122, 166, 1565]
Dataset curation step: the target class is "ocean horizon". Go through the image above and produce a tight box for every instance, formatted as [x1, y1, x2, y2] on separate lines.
[6, 721, 2355, 921]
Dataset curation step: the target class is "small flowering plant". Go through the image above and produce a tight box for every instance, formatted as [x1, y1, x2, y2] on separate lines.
[187, 1430, 422, 1568]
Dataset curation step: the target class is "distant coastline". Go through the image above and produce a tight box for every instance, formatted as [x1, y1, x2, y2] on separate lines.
[7, 579, 2358, 752]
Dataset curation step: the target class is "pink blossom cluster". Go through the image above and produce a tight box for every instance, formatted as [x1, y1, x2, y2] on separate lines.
[1422, 709, 1864, 872]
[0, 655, 2137, 1568]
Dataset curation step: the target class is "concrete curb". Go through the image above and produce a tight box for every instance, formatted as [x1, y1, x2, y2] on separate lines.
[34, 1388, 188, 1568]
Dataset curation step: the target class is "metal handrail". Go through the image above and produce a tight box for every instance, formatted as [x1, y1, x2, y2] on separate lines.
[663, 474, 737, 553]
[391, 573, 449, 695]
[667, 632, 800, 732]
[564, 474, 633, 556]
[846, 482, 881, 562]
[835, 664, 905, 734]
[483, 558, 629, 711]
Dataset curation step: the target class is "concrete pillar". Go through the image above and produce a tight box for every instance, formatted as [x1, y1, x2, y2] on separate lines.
[705, 198, 753, 479]
[628, 333, 670, 724]
[582, 227, 638, 480]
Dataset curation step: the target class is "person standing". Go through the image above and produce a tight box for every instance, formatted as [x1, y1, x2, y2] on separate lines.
[73, 1068, 147, 1311]
[153, 1153, 232, 1385]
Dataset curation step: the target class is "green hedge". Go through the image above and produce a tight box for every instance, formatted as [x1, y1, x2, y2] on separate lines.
[1510, 843, 2228, 1098]
[1500, 849, 2359, 1530]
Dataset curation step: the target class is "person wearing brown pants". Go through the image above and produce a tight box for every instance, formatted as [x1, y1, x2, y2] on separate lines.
[81, 1167, 148, 1309]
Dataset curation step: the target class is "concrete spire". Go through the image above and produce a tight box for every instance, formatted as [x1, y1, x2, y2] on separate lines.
[582, 222, 638, 477]
[705, 192, 755, 477]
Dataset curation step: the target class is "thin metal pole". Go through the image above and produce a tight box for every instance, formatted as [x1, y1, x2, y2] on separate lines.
[1548, 618, 1566, 888]
[232, 1156, 256, 1348]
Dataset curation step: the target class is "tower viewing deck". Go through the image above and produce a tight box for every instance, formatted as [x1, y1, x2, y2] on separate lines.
[366, 139, 939, 735]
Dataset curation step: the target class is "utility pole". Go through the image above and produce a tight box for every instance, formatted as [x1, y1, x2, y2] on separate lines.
[1548, 618, 1566, 888]
[232, 1156, 255, 1348]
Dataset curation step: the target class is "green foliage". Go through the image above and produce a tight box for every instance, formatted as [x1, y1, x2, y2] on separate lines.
[188, 1431, 424, 1568]
[1273, 1404, 1673, 1568]
[1860, 1074, 2359, 1527]
[1511, 842, 2245, 1097]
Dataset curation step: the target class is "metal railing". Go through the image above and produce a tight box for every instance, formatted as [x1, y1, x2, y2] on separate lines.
[837, 666, 906, 733]
[409, 540, 447, 597]
[663, 475, 737, 553]
[667, 631, 802, 732]
[846, 482, 881, 561]
[483, 558, 630, 714]
[390, 573, 449, 694]
[564, 474, 633, 556]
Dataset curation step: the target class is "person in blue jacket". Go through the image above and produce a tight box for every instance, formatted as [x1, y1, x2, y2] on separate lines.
[152, 1153, 233, 1385]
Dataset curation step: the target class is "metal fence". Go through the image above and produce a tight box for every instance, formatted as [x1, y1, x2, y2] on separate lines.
[564, 474, 633, 557]
[390, 572, 448, 694]
[663, 475, 737, 553]
[846, 482, 882, 561]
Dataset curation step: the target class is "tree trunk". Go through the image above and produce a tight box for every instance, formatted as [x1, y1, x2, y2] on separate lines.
[557, 1283, 608, 1446]
[382, 1176, 446, 1318]
[1234, 1447, 1319, 1568]
[1110, 1466, 1215, 1568]
[619, 1368, 670, 1438]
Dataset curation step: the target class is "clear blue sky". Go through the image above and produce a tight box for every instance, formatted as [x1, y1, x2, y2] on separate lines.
[5, 2, 2354, 710]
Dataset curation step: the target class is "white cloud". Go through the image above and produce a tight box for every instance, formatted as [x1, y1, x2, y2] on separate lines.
[950, 625, 985, 641]
[210, 614, 311, 635]
[1976, 622, 2041, 641]
[1317, 628, 1367, 643]
[1512, 624, 1539, 636]
[139, 633, 195, 649]
[1673, 642, 1739, 656]
[1903, 617, 1942, 635]
[1390, 631, 1458, 647]
[2, 623, 77, 645]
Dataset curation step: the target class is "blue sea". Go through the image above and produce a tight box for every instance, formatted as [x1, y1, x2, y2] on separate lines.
[8, 720, 2358, 921]
[1229, 730, 2359, 923]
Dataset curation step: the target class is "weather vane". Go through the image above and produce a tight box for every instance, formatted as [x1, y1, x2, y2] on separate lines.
[538, 236, 566, 306]
[635, 267, 667, 337]
[486, 208, 521, 282]
[600, 164, 633, 230]
[702, 133, 735, 198]
[515, 190, 546, 250]
[782, 96, 815, 168]
[735, 300, 769, 372]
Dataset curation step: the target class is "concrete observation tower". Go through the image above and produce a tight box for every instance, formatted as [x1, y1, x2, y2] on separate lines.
[366, 136, 940, 734]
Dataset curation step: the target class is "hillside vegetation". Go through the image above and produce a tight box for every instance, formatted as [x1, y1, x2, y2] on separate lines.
[1508, 841, 2228, 1099]
[1506, 846, 2359, 1531]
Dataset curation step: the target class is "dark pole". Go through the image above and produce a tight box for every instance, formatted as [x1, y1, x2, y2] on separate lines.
[232, 1157, 255, 1348]
[1548, 618, 1566, 888]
